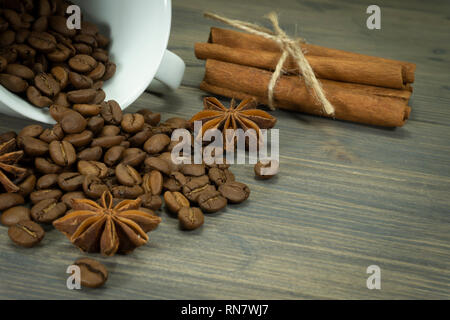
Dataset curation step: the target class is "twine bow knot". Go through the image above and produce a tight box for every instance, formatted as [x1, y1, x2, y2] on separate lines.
[204, 12, 335, 116]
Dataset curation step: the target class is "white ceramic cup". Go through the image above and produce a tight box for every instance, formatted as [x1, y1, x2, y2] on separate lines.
[0, 0, 185, 124]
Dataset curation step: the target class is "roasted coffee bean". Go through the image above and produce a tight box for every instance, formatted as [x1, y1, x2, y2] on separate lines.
[58, 172, 84, 192]
[88, 62, 105, 80]
[92, 49, 108, 62]
[39, 124, 64, 143]
[0, 56, 8, 72]
[69, 71, 93, 89]
[163, 177, 182, 192]
[63, 130, 93, 147]
[73, 42, 92, 54]
[74, 258, 108, 288]
[93, 80, 104, 90]
[83, 175, 108, 199]
[93, 89, 105, 105]
[162, 117, 188, 130]
[159, 152, 182, 172]
[121, 113, 145, 133]
[31, 198, 66, 223]
[0, 193, 25, 211]
[34, 72, 60, 96]
[254, 160, 279, 179]
[49, 104, 70, 121]
[74, 34, 97, 47]
[77, 146, 103, 161]
[0, 46, 17, 63]
[198, 189, 227, 213]
[27, 31, 56, 52]
[138, 193, 162, 211]
[48, 15, 76, 37]
[49, 140, 76, 166]
[101, 100, 122, 124]
[1, 206, 31, 226]
[0, 132, 17, 144]
[164, 191, 190, 214]
[78, 160, 108, 178]
[120, 140, 130, 148]
[50, 65, 68, 89]
[111, 185, 144, 199]
[104, 145, 124, 166]
[87, 116, 104, 134]
[30, 189, 62, 204]
[172, 171, 189, 186]
[61, 191, 86, 208]
[13, 44, 36, 60]
[144, 157, 170, 175]
[218, 181, 250, 204]
[128, 126, 152, 147]
[80, 21, 99, 36]
[8, 220, 44, 248]
[116, 163, 142, 186]
[53, 92, 70, 107]
[36, 173, 59, 189]
[0, 30, 15, 47]
[0, 56, 7, 72]
[5, 63, 34, 79]
[178, 207, 204, 230]
[16, 28, 31, 43]
[102, 61, 116, 80]
[121, 148, 146, 167]
[91, 135, 124, 148]
[142, 170, 163, 195]
[143, 134, 170, 154]
[35, 157, 62, 174]
[67, 88, 97, 104]
[0, 73, 28, 92]
[208, 167, 235, 186]
[68, 54, 97, 73]
[60, 111, 87, 134]
[95, 32, 110, 47]
[182, 175, 215, 203]
[180, 163, 206, 177]
[20, 136, 49, 156]
[26, 85, 52, 107]
[18, 174, 36, 197]
[73, 104, 100, 116]
[137, 109, 161, 126]
[100, 125, 120, 136]
[37, 0, 52, 16]
[19, 124, 43, 138]
[47, 43, 71, 63]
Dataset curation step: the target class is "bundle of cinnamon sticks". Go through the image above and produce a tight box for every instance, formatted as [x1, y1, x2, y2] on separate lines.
[195, 27, 416, 127]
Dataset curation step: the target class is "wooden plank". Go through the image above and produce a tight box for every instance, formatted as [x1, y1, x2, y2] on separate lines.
[0, 0, 449, 300]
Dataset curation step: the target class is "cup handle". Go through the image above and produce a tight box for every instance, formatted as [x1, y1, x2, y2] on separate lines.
[148, 50, 185, 93]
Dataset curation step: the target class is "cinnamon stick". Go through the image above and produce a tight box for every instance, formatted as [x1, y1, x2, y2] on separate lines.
[201, 59, 411, 127]
[208, 27, 416, 84]
[318, 78, 412, 101]
[195, 42, 410, 89]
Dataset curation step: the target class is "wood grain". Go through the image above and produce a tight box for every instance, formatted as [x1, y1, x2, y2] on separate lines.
[0, 0, 449, 299]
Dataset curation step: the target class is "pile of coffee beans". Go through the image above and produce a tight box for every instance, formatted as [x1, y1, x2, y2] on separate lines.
[0, 101, 251, 244]
[0, 0, 115, 109]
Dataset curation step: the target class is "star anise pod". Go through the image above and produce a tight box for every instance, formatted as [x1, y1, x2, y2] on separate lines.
[189, 97, 277, 148]
[53, 191, 161, 256]
[0, 138, 27, 192]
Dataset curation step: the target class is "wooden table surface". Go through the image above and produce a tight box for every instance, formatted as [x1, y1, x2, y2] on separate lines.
[1, 0, 449, 300]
